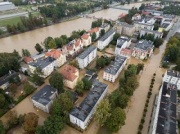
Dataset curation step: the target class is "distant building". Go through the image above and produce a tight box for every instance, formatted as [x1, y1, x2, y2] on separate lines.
[81, 34, 92, 47]
[148, 70, 179, 134]
[69, 81, 108, 130]
[29, 57, 56, 78]
[0, 2, 16, 11]
[115, 21, 135, 36]
[76, 46, 97, 69]
[132, 40, 154, 60]
[100, 23, 110, 32]
[132, 13, 142, 21]
[88, 27, 100, 39]
[97, 29, 115, 50]
[0, 71, 21, 90]
[62, 39, 83, 57]
[45, 49, 66, 67]
[140, 29, 163, 39]
[59, 64, 79, 89]
[103, 56, 127, 82]
[31, 85, 58, 113]
[115, 36, 131, 56]
[134, 17, 155, 31]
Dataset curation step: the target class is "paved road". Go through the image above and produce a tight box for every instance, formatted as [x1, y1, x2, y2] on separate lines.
[119, 17, 180, 134]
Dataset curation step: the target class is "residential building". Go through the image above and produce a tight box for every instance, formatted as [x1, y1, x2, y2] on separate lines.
[84, 70, 98, 82]
[120, 48, 132, 59]
[97, 29, 115, 50]
[0, 71, 21, 90]
[29, 57, 56, 78]
[160, 20, 173, 31]
[132, 40, 154, 60]
[140, 29, 163, 39]
[59, 64, 79, 89]
[31, 85, 58, 113]
[132, 13, 142, 21]
[148, 70, 179, 134]
[45, 49, 66, 67]
[100, 23, 110, 32]
[103, 56, 127, 82]
[115, 21, 135, 36]
[162, 14, 175, 24]
[76, 46, 97, 69]
[23, 56, 33, 64]
[88, 27, 100, 39]
[81, 34, 91, 47]
[134, 17, 155, 31]
[115, 36, 131, 55]
[63, 39, 83, 57]
[0, 2, 16, 11]
[69, 81, 108, 130]
[31, 53, 45, 60]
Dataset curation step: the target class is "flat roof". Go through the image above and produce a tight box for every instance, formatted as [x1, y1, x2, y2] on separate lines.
[104, 56, 127, 75]
[0, 71, 19, 86]
[77, 45, 96, 59]
[167, 70, 180, 78]
[134, 40, 154, 51]
[29, 57, 55, 70]
[156, 82, 177, 134]
[70, 81, 108, 121]
[99, 28, 115, 42]
[116, 37, 129, 48]
[31, 85, 57, 106]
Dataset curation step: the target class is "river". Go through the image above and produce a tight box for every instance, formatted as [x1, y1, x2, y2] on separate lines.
[0, 1, 159, 55]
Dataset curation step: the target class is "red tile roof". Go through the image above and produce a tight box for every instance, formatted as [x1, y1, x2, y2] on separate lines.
[120, 48, 132, 55]
[45, 49, 62, 59]
[142, 11, 150, 15]
[60, 64, 78, 82]
[88, 27, 99, 33]
[23, 56, 33, 63]
[81, 34, 90, 40]
[75, 39, 81, 47]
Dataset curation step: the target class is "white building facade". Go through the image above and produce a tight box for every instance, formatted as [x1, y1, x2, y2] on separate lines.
[0, 2, 16, 11]
[76, 46, 97, 69]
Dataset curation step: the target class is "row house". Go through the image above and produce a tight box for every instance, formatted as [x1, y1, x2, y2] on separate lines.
[140, 28, 163, 39]
[76, 46, 97, 69]
[69, 81, 108, 130]
[97, 29, 115, 50]
[31, 85, 58, 113]
[132, 40, 154, 60]
[59, 64, 79, 89]
[103, 56, 127, 83]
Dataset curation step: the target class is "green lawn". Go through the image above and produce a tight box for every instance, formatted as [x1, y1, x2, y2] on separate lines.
[0, 17, 21, 26]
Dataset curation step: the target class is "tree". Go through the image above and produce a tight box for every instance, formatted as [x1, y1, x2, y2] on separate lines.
[0, 120, 5, 134]
[139, 4, 145, 10]
[23, 82, 36, 95]
[109, 90, 120, 109]
[22, 49, 31, 57]
[100, 29, 105, 37]
[106, 107, 126, 132]
[91, 32, 96, 42]
[117, 94, 129, 109]
[154, 38, 163, 48]
[96, 57, 106, 68]
[49, 72, 64, 93]
[168, 45, 179, 62]
[75, 81, 84, 95]
[35, 43, 44, 53]
[136, 63, 144, 74]
[31, 72, 44, 86]
[82, 78, 92, 90]
[23, 112, 39, 134]
[6, 110, 19, 128]
[95, 99, 111, 126]
[48, 39, 57, 49]
[111, 33, 120, 45]
[0, 94, 5, 108]
[126, 76, 139, 89]
[124, 64, 137, 80]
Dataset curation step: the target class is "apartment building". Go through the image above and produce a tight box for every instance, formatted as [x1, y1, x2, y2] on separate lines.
[76, 46, 97, 69]
[81, 33, 92, 47]
[88, 27, 100, 39]
[140, 29, 163, 39]
[103, 56, 127, 82]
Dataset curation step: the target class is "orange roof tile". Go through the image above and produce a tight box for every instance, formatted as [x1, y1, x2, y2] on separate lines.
[81, 34, 90, 40]
[45, 49, 62, 59]
[60, 64, 78, 82]
[88, 27, 99, 33]
[23, 56, 33, 63]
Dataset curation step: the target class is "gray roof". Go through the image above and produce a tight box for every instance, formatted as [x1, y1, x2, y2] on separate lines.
[29, 57, 55, 70]
[99, 28, 115, 42]
[167, 70, 180, 78]
[134, 40, 154, 51]
[144, 9, 163, 15]
[134, 21, 154, 26]
[156, 82, 177, 134]
[117, 21, 134, 28]
[104, 56, 127, 75]
[77, 46, 96, 59]
[116, 37, 129, 48]
[101, 23, 109, 28]
[0, 71, 19, 86]
[70, 81, 108, 121]
[161, 23, 170, 28]
[31, 85, 57, 106]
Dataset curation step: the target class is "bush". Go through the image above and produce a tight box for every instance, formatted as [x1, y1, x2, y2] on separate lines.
[143, 113, 146, 117]
[145, 103, 148, 108]
[137, 131, 142, 134]
[146, 99, 149, 104]
[141, 118, 145, 124]
[144, 108, 147, 113]
[138, 124, 143, 130]
[150, 85, 153, 88]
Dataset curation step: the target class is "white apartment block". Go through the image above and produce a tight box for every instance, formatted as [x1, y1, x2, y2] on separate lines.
[0, 2, 16, 11]
[31, 85, 58, 113]
[97, 29, 115, 50]
[76, 46, 97, 69]
[69, 81, 108, 130]
[103, 56, 127, 82]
